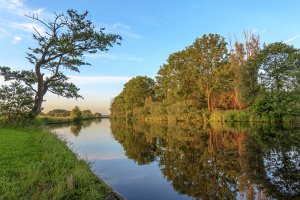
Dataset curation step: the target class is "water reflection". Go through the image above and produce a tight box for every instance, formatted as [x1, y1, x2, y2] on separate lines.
[110, 120, 300, 200]
[69, 119, 101, 136]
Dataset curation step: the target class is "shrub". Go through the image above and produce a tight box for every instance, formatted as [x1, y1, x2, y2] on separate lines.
[70, 106, 83, 121]
[0, 81, 35, 121]
[166, 101, 199, 121]
[251, 92, 300, 121]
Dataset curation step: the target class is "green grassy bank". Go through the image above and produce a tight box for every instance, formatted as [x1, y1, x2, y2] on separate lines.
[0, 122, 112, 199]
[37, 116, 106, 125]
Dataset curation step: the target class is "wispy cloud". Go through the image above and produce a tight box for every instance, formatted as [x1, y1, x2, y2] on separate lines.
[127, 57, 144, 61]
[0, 27, 10, 37]
[261, 30, 267, 34]
[285, 35, 300, 43]
[12, 35, 22, 43]
[118, 29, 142, 38]
[112, 22, 142, 38]
[1, 0, 39, 16]
[84, 54, 118, 59]
[32, 8, 44, 16]
[113, 23, 130, 29]
[7, 21, 46, 35]
[1, 0, 24, 9]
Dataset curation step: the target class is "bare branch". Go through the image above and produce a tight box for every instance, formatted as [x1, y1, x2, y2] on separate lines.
[24, 14, 53, 31]
[25, 82, 38, 93]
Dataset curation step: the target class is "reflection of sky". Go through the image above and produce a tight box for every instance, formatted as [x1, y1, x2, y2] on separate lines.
[53, 119, 192, 200]
[263, 149, 300, 195]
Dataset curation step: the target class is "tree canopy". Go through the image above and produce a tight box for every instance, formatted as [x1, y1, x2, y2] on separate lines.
[0, 9, 122, 117]
[110, 76, 155, 113]
[111, 32, 300, 122]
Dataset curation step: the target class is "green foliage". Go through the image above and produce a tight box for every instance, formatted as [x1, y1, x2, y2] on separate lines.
[166, 101, 200, 121]
[82, 110, 93, 119]
[154, 34, 233, 111]
[110, 76, 155, 113]
[70, 106, 82, 121]
[238, 58, 261, 107]
[0, 81, 35, 121]
[251, 91, 300, 121]
[111, 36, 300, 123]
[46, 109, 70, 117]
[257, 42, 300, 92]
[0, 9, 122, 116]
[93, 112, 102, 118]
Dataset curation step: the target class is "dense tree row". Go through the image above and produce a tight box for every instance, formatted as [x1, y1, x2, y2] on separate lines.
[39, 107, 102, 120]
[110, 31, 300, 122]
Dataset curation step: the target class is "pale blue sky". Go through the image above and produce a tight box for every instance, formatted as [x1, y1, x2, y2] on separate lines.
[1, 0, 300, 114]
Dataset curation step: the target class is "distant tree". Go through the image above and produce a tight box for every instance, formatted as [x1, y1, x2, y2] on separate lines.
[70, 106, 82, 121]
[38, 112, 45, 116]
[0, 81, 35, 120]
[46, 109, 69, 117]
[93, 112, 102, 118]
[82, 110, 93, 119]
[0, 9, 122, 117]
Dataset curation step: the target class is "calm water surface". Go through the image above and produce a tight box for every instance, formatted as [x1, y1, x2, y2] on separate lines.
[53, 119, 300, 200]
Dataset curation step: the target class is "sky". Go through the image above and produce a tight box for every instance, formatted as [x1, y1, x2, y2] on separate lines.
[1, 0, 300, 115]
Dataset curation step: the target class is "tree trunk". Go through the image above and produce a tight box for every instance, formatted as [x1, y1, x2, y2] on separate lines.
[207, 83, 212, 111]
[32, 63, 45, 117]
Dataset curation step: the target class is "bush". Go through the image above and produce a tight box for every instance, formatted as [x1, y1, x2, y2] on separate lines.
[166, 101, 199, 121]
[70, 106, 83, 121]
[0, 81, 35, 121]
[251, 92, 300, 121]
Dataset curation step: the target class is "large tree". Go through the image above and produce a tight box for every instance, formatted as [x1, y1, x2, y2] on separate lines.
[122, 76, 155, 110]
[0, 9, 122, 116]
[250, 42, 300, 120]
[256, 42, 300, 92]
[191, 34, 233, 111]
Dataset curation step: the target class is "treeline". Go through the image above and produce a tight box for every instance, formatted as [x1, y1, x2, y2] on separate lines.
[39, 106, 102, 119]
[110, 31, 300, 122]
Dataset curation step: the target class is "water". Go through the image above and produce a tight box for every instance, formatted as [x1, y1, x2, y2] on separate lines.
[53, 119, 300, 200]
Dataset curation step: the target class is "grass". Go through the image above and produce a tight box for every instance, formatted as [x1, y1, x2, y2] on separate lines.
[36, 116, 74, 124]
[0, 123, 112, 199]
[37, 116, 105, 124]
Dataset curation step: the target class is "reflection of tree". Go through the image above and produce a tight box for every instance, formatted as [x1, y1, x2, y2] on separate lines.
[110, 121, 160, 165]
[109, 120, 300, 199]
[82, 119, 93, 128]
[93, 118, 101, 124]
[158, 131, 245, 199]
[243, 124, 300, 199]
[70, 122, 82, 136]
[70, 120, 94, 136]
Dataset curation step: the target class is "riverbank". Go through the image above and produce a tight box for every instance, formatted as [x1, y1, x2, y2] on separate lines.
[111, 106, 300, 123]
[0, 122, 123, 199]
[37, 116, 108, 125]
